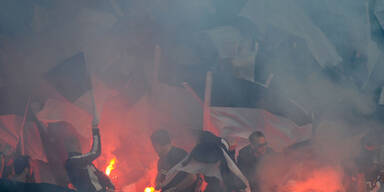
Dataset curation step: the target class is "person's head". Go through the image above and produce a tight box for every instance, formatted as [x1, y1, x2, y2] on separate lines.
[13, 155, 30, 175]
[9, 155, 32, 182]
[197, 131, 221, 145]
[151, 130, 172, 157]
[249, 131, 267, 155]
[190, 131, 226, 163]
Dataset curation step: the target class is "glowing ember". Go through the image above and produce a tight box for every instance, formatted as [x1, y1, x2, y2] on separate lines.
[144, 187, 155, 192]
[105, 157, 116, 176]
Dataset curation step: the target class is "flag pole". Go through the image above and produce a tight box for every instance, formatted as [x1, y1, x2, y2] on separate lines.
[182, 82, 203, 106]
[90, 90, 99, 127]
[18, 96, 32, 155]
[203, 71, 213, 131]
[149, 45, 161, 104]
[183, 81, 221, 119]
[83, 52, 99, 127]
[148, 45, 161, 131]
[89, 74, 99, 127]
[151, 45, 161, 95]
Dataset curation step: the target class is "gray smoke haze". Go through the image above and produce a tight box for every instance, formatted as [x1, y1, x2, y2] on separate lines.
[0, 0, 384, 191]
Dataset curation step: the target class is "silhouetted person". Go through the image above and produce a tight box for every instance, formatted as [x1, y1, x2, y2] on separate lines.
[163, 131, 250, 192]
[8, 155, 34, 183]
[355, 133, 384, 191]
[65, 125, 114, 192]
[151, 129, 197, 192]
[237, 131, 273, 192]
[0, 143, 15, 179]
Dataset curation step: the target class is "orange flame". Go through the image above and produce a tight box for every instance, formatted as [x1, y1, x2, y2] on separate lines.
[284, 167, 345, 192]
[105, 157, 116, 176]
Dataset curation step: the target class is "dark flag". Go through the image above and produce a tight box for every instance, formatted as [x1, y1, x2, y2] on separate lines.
[44, 52, 92, 102]
[0, 86, 30, 116]
[191, 73, 311, 126]
[0, 86, 47, 161]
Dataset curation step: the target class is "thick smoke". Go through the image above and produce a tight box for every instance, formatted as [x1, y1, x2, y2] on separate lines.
[0, 0, 383, 191]
[240, 0, 383, 191]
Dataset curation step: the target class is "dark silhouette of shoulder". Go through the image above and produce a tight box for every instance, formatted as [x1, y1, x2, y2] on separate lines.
[239, 145, 252, 157]
[167, 147, 187, 167]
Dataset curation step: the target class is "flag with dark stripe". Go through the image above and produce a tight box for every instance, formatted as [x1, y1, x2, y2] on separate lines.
[44, 52, 92, 102]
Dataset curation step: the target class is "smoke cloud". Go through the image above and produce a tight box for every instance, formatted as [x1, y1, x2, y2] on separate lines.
[0, 0, 383, 191]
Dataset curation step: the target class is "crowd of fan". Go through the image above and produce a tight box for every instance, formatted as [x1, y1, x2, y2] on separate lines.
[0, 121, 383, 192]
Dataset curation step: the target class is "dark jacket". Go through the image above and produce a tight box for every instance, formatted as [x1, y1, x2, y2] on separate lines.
[237, 145, 273, 191]
[158, 147, 196, 192]
[65, 128, 114, 192]
[188, 131, 248, 192]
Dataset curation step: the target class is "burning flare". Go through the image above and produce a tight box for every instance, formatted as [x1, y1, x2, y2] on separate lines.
[105, 157, 116, 176]
[144, 187, 155, 192]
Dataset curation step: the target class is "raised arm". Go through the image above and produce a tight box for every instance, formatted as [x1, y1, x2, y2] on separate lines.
[68, 127, 101, 166]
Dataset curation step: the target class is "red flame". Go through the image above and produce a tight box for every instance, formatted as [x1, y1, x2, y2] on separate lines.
[283, 167, 345, 192]
[105, 157, 116, 176]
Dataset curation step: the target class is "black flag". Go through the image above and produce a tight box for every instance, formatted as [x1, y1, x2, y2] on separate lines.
[44, 52, 92, 102]
[190, 73, 312, 126]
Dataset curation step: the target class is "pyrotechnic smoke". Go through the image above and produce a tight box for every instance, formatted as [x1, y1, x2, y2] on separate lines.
[0, 0, 383, 191]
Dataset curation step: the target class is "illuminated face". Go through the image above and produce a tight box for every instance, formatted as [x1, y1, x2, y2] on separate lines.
[250, 136, 267, 156]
